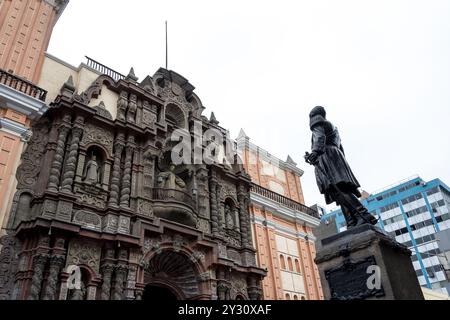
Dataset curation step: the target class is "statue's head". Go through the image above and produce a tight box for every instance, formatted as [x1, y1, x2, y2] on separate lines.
[309, 106, 327, 129]
[309, 106, 326, 118]
[169, 163, 176, 171]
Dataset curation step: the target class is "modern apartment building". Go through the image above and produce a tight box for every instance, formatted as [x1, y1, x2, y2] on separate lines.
[322, 176, 450, 295]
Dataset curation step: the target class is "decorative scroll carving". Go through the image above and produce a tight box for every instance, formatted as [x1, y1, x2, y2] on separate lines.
[81, 123, 114, 155]
[73, 210, 102, 231]
[77, 193, 106, 209]
[142, 108, 156, 128]
[66, 240, 101, 273]
[16, 118, 50, 189]
[137, 199, 154, 217]
[75, 75, 115, 105]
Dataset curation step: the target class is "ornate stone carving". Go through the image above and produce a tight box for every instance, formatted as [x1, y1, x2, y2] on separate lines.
[78, 193, 106, 209]
[196, 218, 210, 234]
[55, 200, 73, 221]
[47, 116, 71, 192]
[66, 240, 101, 273]
[142, 103, 157, 128]
[100, 264, 114, 300]
[94, 101, 113, 120]
[0, 236, 20, 300]
[127, 94, 137, 123]
[209, 172, 219, 235]
[73, 210, 102, 231]
[103, 215, 119, 233]
[28, 254, 49, 300]
[16, 118, 50, 189]
[81, 123, 114, 155]
[75, 75, 115, 105]
[117, 91, 128, 122]
[108, 133, 125, 207]
[120, 138, 135, 207]
[218, 243, 227, 259]
[43, 255, 65, 300]
[61, 116, 84, 192]
[118, 216, 130, 234]
[191, 250, 206, 264]
[112, 265, 128, 300]
[137, 199, 154, 218]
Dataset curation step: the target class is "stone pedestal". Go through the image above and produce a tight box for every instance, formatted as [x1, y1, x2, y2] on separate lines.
[315, 224, 424, 300]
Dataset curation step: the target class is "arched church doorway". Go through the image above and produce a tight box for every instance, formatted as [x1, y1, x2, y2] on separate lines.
[142, 284, 178, 301]
[142, 249, 206, 300]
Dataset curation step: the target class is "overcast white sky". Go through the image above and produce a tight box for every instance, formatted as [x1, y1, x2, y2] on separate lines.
[48, 0, 450, 209]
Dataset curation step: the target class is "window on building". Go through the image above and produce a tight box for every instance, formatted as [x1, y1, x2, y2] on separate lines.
[285, 293, 290, 300]
[426, 187, 440, 196]
[301, 296, 306, 300]
[293, 295, 298, 300]
[280, 255, 286, 270]
[295, 259, 300, 273]
[287, 257, 293, 272]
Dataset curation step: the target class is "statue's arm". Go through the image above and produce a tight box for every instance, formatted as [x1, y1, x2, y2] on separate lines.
[175, 177, 186, 188]
[311, 125, 326, 155]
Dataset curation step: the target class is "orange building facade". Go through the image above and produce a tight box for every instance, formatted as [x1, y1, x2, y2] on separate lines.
[238, 132, 324, 300]
[0, 0, 68, 235]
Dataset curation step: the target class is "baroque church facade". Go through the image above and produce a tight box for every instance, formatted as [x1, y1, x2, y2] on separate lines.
[0, 63, 266, 300]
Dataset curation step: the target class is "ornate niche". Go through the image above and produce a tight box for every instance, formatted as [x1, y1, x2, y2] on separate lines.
[222, 197, 241, 247]
[74, 145, 110, 209]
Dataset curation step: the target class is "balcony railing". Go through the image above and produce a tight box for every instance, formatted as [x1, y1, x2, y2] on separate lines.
[152, 188, 195, 209]
[250, 183, 319, 219]
[0, 69, 47, 101]
[85, 56, 125, 81]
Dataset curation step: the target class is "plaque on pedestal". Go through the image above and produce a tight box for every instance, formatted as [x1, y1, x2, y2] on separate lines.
[315, 224, 424, 300]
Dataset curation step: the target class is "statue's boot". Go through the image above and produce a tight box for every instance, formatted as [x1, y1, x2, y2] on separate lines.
[342, 207, 358, 227]
[355, 208, 378, 226]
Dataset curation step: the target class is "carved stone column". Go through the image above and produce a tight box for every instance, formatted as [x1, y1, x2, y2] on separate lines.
[61, 116, 84, 193]
[100, 264, 114, 300]
[43, 255, 65, 300]
[209, 171, 219, 235]
[247, 276, 262, 300]
[238, 186, 249, 247]
[47, 116, 72, 192]
[108, 133, 125, 207]
[112, 265, 128, 300]
[120, 136, 135, 207]
[28, 254, 49, 300]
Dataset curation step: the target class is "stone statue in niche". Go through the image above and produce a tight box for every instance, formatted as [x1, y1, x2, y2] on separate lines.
[83, 153, 101, 185]
[127, 94, 137, 123]
[69, 282, 86, 300]
[157, 163, 186, 190]
[225, 204, 234, 229]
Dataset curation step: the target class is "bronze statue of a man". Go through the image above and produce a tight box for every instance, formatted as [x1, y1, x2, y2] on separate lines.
[305, 106, 377, 227]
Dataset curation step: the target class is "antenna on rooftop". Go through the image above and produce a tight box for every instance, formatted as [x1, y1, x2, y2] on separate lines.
[165, 20, 168, 70]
